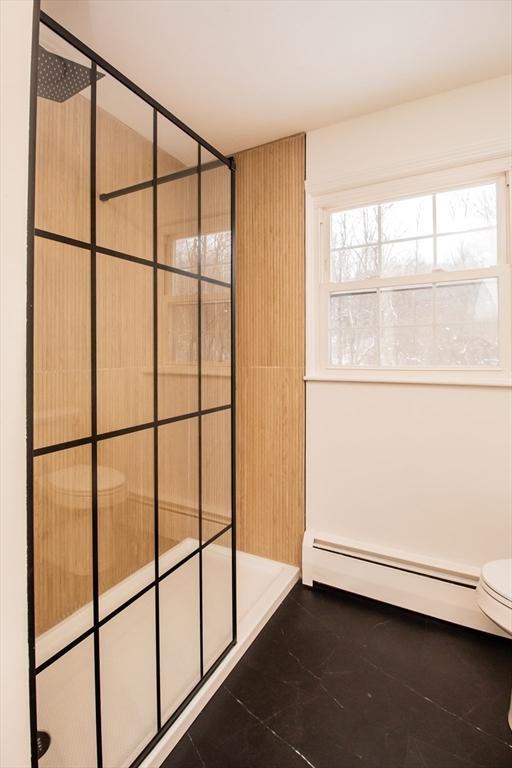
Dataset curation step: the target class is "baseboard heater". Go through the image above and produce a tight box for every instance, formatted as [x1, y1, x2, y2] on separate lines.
[302, 529, 507, 637]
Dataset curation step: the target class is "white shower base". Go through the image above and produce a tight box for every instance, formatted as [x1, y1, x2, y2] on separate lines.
[36, 543, 299, 768]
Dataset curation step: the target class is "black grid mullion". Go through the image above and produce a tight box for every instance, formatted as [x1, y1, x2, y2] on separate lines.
[89, 59, 104, 768]
[197, 144, 204, 678]
[34, 523, 233, 678]
[152, 108, 162, 731]
[230, 164, 237, 644]
[34, 228, 231, 287]
[32, 404, 232, 457]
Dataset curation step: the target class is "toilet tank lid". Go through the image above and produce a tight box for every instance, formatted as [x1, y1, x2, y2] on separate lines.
[481, 560, 512, 601]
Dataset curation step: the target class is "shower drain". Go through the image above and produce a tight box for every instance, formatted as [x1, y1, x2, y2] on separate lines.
[37, 731, 51, 759]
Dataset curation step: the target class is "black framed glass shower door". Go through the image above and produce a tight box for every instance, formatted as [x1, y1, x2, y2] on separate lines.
[27, 10, 236, 767]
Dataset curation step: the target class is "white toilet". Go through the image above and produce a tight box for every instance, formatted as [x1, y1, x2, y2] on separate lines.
[43, 463, 127, 576]
[476, 559, 512, 729]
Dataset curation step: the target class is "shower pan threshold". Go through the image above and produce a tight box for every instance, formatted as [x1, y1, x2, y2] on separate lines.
[145, 548, 299, 767]
[35, 543, 299, 768]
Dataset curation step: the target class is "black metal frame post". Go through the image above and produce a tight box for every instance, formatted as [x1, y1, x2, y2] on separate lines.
[27, 10, 237, 768]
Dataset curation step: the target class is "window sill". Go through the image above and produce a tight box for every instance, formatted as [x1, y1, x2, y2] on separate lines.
[305, 372, 512, 387]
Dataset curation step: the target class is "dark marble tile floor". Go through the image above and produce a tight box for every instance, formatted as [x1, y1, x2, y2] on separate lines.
[161, 583, 512, 768]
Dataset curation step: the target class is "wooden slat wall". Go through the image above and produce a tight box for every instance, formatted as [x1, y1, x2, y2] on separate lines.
[235, 134, 305, 566]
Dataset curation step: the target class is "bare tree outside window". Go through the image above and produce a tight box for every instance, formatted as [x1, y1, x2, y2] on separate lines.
[328, 183, 500, 368]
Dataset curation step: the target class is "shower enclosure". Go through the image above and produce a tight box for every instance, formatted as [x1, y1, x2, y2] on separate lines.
[27, 10, 235, 767]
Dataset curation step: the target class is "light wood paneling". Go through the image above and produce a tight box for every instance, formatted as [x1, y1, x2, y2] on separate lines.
[34, 238, 91, 450]
[235, 134, 305, 566]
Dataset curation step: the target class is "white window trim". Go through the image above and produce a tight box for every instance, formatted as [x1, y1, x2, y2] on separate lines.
[306, 157, 512, 386]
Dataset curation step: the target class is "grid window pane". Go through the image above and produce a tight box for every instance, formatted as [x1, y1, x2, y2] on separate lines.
[97, 429, 154, 618]
[34, 446, 93, 664]
[381, 194, 432, 241]
[159, 555, 201, 720]
[202, 530, 233, 673]
[100, 590, 157, 768]
[330, 246, 378, 282]
[437, 229, 497, 271]
[436, 322, 499, 366]
[381, 326, 434, 367]
[381, 286, 433, 327]
[158, 271, 198, 419]
[201, 283, 231, 410]
[37, 637, 97, 768]
[202, 410, 232, 542]
[330, 291, 378, 328]
[331, 205, 378, 249]
[381, 238, 433, 277]
[436, 279, 498, 366]
[96, 72, 153, 260]
[436, 279, 498, 324]
[34, 239, 91, 450]
[35, 27, 91, 242]
[97, 255, 153, 433]
[157, 115, 199, 273]
[158, 418, 199, 568]
[436, 183, 497, 234]
[329, 328, 378, 367]
[201, 148, 232, 283]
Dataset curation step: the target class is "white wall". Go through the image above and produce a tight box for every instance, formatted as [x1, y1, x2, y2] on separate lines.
[306, 76, 512, 573]
[306, 75, 512, 193]
[0, 1, 34, 766]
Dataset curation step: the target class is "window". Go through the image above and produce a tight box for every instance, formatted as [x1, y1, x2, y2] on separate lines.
[310, 165, 511, 384]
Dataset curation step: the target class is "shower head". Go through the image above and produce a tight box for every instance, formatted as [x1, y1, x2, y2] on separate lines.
[37, 46, 104, 102]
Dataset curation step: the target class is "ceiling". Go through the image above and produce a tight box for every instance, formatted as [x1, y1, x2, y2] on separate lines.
[41, 0, 512, 157]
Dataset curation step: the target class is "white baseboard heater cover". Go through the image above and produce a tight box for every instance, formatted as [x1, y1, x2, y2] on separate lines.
[302, 529, 508, 637]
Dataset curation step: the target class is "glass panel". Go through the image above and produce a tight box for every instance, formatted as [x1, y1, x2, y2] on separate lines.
[329, 328, 378, 367]
[329, 292, 378, 367]
[202, 410, 231, 542]
[330, 291, 378, 327]
[97, 254, 153, 433]
[330, 246, 378, 282]
[381, 238, 433, 277]
[201, 283, 231, 410]
[34, 446, 93, 665]
[201, 148, 232, 283]
[34, 239, 91, 449]
[330, 205, 378, 248]
[436, 183, 497, 234]
[159, 555, 201, 720]
[381, 194, 432, 241]
[381, 286, 433, 327]
[37, 637, 96, 768]
[35, 27, 91, 242]
[436, 229, 497, 271]
[202, 530, 233, 673]
[157, 114, 198, 272]
[100, 590, 157, 767]
[96, 73, 153, 260]
[97, 429, 153, 618]
[436, 279, 498, 324]
[158, 418, 199, 570]
[436, 323, 499, 366]
[381, 326, 434, 366]
[158, 272, 198, 419]
[435, 279, 498, 366]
